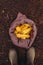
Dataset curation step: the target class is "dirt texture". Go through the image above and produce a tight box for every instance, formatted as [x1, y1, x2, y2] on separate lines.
[0, 0, 43, 65]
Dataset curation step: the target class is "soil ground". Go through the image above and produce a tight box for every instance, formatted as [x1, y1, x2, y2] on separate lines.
[0, 0, 43, 65]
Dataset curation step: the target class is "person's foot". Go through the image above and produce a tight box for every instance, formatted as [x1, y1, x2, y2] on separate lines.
[9, 49, 18, 65]
[26, 47, 35, 65]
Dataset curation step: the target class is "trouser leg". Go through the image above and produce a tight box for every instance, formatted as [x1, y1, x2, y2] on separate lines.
[27, 47, 35, 65]
[9, 49, 18, 65]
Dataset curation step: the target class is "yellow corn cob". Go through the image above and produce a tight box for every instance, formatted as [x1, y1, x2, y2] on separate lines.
[20, 24, 31, 30]
[16, 33, 30, 39]
[14, 24, 32, 39]
[22, 27, 32, 34]
[16, 26, 21, 32]
[24, 24, 31, 27]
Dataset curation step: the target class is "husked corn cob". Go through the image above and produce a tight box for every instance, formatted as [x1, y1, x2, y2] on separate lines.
[16, 26, 21, 32]
[20, 24, 31, 30]
[22, 27, 32, 34]
[16, 33, 30, 39]
[14, 23, 32, 39]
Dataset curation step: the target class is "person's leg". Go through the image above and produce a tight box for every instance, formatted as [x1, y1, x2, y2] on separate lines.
[27, 47, 35, 65]
[9, 49, 18, 65]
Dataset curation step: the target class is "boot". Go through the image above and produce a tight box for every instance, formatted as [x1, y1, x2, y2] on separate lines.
[9, 49, 18, 65]
[27, 47, 35, 65]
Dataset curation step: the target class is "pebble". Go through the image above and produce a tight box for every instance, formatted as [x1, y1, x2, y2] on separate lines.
[2, 10, 5, 13]
[2, 31, 5, 33]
